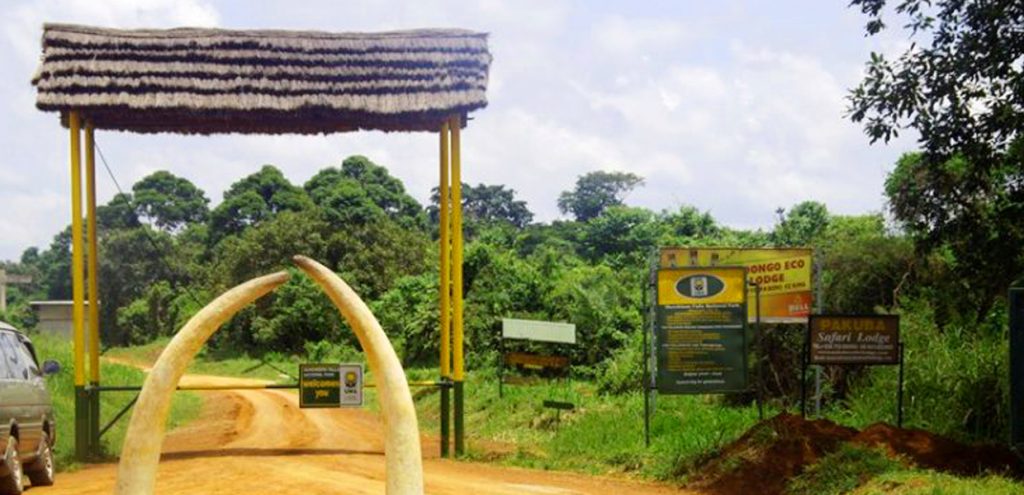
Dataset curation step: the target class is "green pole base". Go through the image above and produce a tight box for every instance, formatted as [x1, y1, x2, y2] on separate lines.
[454, 381, 464, 456]
[440, 382, 450, 458]
[74, 385, 90, 462]
[88, 382, 101, 458]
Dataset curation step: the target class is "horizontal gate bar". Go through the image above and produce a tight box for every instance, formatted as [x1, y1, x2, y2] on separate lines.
[89, 380, 445, 392]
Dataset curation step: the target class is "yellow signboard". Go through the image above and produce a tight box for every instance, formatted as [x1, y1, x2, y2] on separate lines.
[660, 247, 813, 323]
[657, 267, 746, 306]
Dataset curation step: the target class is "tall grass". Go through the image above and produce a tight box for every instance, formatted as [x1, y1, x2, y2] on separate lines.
[832, 300, 1009, 442]
[29, 332, 201, 470]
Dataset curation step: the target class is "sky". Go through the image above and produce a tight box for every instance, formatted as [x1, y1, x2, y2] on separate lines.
[0, 0, 916, 261]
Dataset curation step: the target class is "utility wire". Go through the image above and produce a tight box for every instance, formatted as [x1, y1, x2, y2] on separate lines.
[93, 139, 205, 308]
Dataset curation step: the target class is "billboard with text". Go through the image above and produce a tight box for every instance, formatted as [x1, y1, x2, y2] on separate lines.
[660, 247, 812, 323]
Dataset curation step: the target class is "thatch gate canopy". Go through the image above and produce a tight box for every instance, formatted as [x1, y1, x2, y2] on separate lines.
[32, 23, 491, 134]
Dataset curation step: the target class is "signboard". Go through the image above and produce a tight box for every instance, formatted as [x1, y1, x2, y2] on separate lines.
[654, 267, 748, 394]
[808, 315, 899, 365]
[502, 318, 576, 344]
[504, 352, 570, 371]
[299, 363, 363, 408]
[659, 247, 812, 323]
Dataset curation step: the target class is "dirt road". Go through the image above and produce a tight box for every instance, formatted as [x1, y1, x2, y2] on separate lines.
[32, 374, 692, 494]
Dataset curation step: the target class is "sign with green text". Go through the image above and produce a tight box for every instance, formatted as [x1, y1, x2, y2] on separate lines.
[300, 363, 364, 408]
[654, 267, 748, 394]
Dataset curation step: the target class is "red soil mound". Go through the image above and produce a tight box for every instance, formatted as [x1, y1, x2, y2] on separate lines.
[688, 413, 857, 495]
[853, 422, 1023, 477]
[688, 412, 1022, 495]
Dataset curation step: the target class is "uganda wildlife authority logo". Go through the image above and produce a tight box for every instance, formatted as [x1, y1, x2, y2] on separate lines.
[676, 274, 726, 299]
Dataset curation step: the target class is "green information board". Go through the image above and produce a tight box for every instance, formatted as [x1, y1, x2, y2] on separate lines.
[654, 267, 748, 394]
[300, 363, 341, 408]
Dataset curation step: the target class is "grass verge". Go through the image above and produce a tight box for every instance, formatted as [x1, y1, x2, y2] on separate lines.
[31, 332, 202, 471]
[787, 443, 1023, 495]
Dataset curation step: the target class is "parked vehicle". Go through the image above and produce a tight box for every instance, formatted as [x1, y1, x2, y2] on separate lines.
[0, 321, 59, 494]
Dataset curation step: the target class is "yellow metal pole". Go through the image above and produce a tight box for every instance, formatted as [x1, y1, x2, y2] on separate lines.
[450, 114, 465, 456]
[85, 122, 99, 385]
[440, 121, 451, 379]
[451, 115, 464, 382]
[439, 120, 452, 457]
[84, 121, 101, 454]
[69, 111, 88, 460]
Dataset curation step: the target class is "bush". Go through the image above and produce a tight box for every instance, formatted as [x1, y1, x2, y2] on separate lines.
[837, 299, 1009, 442]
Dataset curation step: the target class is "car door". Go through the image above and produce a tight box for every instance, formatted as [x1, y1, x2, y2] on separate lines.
[0, 335, 13, 455]
[11, 335, 45, 455]
[0, 332, 38, 455]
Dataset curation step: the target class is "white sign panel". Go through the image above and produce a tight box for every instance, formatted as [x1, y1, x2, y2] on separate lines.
[502, 318, 576, 344]
[339, 363, 363, 407]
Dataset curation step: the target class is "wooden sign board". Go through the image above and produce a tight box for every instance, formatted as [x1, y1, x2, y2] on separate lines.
[504, 352, 570, 370]
[809, 315, 899, 365]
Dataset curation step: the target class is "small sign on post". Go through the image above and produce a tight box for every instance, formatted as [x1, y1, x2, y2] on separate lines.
[498, 319, 576, 407]
[299, 363, 363, 409]
[804, 315, 903, 426]
[809, 315, 900, 365]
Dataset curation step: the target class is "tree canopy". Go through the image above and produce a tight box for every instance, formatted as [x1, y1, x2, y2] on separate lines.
[429, 182, 534, 230]
[557, 171, 644, 221]
[850, 0, 1024, 320]
[849, 0, 1024, 164]
[132, 171, 209, 232]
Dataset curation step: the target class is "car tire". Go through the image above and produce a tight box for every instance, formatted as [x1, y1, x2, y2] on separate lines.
[24, 431, 55, 487]
[0, 436, 24, 495]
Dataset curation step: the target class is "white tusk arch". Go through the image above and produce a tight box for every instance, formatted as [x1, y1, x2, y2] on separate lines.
[115, 271, 290, 495]
[294, 255, 424, 495]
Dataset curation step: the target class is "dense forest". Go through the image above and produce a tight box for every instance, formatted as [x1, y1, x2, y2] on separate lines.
[1, 143, 1018, 443]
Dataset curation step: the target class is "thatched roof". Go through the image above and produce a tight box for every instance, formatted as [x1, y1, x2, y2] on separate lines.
[32, 24, 491, 134]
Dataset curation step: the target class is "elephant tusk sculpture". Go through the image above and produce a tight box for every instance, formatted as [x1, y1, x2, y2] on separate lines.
[294, 255, 424, 495]
[114, 271, 290, 495]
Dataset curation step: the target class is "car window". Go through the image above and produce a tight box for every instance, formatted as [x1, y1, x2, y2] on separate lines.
[0, 336, 10, 379]
[13, 337, 40, 378]
[0, 332, 28, 380]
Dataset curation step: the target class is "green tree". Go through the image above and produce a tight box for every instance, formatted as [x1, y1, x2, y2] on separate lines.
[305, 156, 425, 229]
[657, 205, 721, 245]
[849, 0, 1024, 161]
[96, 193, 142, 230]
[848, 1, 1024, 319]
[557, 171, 644, 221]
[886, 151, 1024, 322]
[579, 206, 659, 263]
[428, 183, 534, 229]
[772, 201, 830, 247]
[209, 165, 312, 240]
[816, 214, 917, 314]
[98, 227, 190, 344]
[132, 171, 209, 232]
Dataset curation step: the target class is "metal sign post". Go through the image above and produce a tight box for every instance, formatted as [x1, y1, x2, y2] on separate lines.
[1011, 288, 1024, 449]
[754, 282, 764, 421]
[643, 263, 655, 447]
[645, 265, 749, 446]
[804, 315, 902, 424]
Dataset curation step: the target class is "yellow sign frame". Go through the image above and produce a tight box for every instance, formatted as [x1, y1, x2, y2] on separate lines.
[659, 247, 813, 323]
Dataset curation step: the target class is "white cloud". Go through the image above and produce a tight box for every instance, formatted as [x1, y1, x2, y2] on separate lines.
[592, 15, 691, 57]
